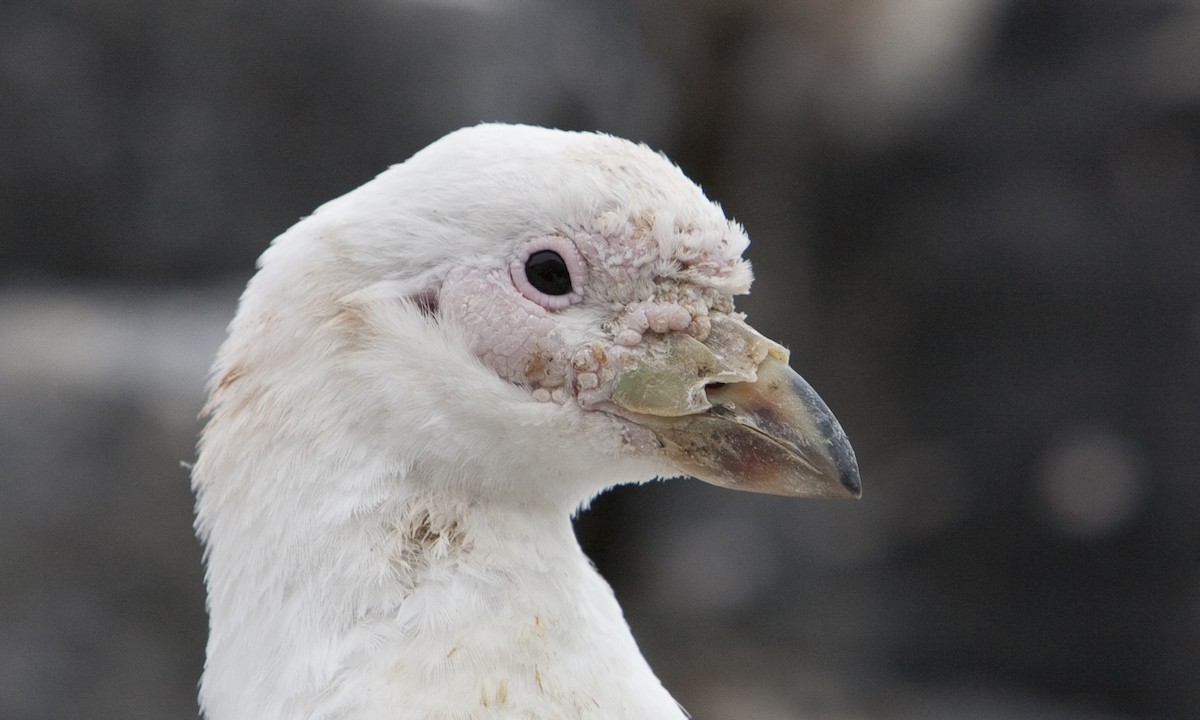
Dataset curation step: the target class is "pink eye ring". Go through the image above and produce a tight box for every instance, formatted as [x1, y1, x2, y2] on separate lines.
[510, 236, 587, 310]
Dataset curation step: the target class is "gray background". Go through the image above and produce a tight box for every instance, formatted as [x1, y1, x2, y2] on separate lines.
[2, 0, 1198, 718]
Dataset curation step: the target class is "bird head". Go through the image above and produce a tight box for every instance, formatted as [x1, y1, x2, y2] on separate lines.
[207, 124, 859, 511]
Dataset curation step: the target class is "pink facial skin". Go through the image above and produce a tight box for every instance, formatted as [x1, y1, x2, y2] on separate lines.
[439, 265, 569, 392]
[439, 229, 742, 410]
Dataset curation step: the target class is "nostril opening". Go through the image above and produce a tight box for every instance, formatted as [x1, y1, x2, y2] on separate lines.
[704, 382, 736, 416]
[704, 382, 728, 395]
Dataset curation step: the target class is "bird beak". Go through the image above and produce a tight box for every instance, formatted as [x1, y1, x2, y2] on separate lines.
[607, 316, 861, 498]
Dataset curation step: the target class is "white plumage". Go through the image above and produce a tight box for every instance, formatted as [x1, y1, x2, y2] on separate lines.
[192, 124, 859, 719]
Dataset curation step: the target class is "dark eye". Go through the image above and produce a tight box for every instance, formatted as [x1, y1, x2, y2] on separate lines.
[524, 250, 573, 296]
[511, 236, 587, 310]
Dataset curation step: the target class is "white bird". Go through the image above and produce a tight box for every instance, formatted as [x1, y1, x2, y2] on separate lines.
[191, 124, 860, 720]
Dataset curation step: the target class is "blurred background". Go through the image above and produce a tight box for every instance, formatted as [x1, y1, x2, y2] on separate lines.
[2, 0, 1198, 718]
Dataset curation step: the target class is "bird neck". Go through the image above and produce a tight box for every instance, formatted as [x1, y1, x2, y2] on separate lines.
[195, 447, 684, 720]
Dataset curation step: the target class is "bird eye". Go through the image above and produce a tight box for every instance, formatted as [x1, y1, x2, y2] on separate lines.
[525, 250, 573, 296]
[511, 236, 587, 310]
